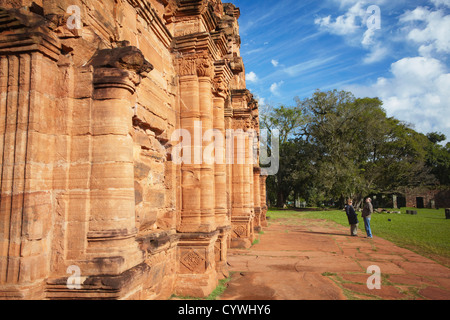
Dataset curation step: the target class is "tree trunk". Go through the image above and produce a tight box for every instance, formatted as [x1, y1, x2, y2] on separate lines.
[355, 192, 368, 210]
[277, 191, 285, 208]
[338, 195, 346, 208]
[293, 191, 297, 208]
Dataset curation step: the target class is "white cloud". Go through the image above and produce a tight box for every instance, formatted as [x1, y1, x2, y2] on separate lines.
[343, 3, 450, 140]
[258, 97, 266, 105]
[431, 0, 450, 8]
[244, 48, 264, 55]
[361, 28, 374, 46]
[331, 0, 387, 8]
[418, 44, 434, 58]
[314, 2, 365, 36]
[399, 7, 450, 55]
[246, 71, 258, 83]
[282, 56, 337, 77]
[315, 1, 385, 63]
[271, 59, 279, 67]
[361, 26, 380, 47]
[314, 1, 385, 36]
[346, 56, 450, 140]
[363, 45, 389, 64]
[270, 81, 284, 95]
[399, 6, 429, 22]
[251, 93, 267, 107]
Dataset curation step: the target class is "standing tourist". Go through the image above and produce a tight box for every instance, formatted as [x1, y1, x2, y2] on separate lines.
[345, 199, 359, 236]
[362, 197, 374, 238]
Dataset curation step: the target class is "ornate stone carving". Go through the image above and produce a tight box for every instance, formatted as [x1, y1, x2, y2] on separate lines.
[163, 0, 178, 22]
[177, 57, 196, 76]
[177, 55, 214, 78]
[233, 225, 246, 238]
[180, 249, 206, 273]
[213, 78, 229, 98]
[90, 46, 153, 93]
[196, 56, 214, 78]
[175, 28, 198, 37]
[90, 46, 154, 76]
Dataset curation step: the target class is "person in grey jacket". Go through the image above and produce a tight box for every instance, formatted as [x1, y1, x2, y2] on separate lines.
[362, 197, 373, 238]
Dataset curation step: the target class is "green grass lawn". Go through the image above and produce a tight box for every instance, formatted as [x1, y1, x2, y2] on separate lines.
[267, 208, 450, 265]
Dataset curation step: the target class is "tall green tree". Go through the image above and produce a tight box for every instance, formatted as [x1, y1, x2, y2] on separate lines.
[293, 90, 434, 207]
[425, 132, 450, 185]
[260, 105, 305, 207]
[262, 89, 442, 208]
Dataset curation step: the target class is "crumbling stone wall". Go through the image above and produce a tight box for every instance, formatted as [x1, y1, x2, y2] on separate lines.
[0, 0, 267, 300]
[404, 187, 450, 209]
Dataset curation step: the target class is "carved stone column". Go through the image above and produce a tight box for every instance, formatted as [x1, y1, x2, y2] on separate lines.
[212, 61, 232, 278]
[224, 103, 233, 241]
[178, 68, 202, 232]
[45, 46, 156, 300]
[230, 127, 247, 247]
[177, 54, 218, 234]
[83, 46, 153, 275]
[245, 126, 255, 237]
[198, 61, 215, 233]
[260, 175, 268, 227]
[174, 50, 219, 297]
[0, 9, 61, 299]
[212, 92, 227, 227]
[229, 90, 255, 248]
[251, 100, 262, 232]
[253, 167, 262, 232]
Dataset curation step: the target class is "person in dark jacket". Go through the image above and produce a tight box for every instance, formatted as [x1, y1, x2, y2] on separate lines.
[344, 199, 359, 236]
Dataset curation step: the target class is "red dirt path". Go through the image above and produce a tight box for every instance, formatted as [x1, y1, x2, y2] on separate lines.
[220, 218, 450, 300]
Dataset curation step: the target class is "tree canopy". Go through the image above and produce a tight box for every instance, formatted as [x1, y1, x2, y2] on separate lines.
[261, 89, 448, 208]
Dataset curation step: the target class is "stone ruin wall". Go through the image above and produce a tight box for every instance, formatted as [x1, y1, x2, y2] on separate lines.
[0, 0, 268, 299]
[404, 187, 450, 209]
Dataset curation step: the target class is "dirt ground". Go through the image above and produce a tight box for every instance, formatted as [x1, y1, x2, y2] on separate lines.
[220, 218, 450, 300]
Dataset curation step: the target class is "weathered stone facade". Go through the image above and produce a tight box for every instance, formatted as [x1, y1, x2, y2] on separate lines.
[0, 0, 267, 299]
[403, 187, 450, 209]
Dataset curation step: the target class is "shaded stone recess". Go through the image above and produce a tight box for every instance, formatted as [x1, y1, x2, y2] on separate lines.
[0, 0, 267, 299]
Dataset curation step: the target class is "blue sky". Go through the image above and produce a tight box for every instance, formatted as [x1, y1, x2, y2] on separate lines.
[228, 0, 450, 142]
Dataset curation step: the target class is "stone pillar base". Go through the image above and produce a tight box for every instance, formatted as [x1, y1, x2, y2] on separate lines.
[253, 207, 262, 232]
[254, 226, 262, 233]
[46, 263, 152, 300]
[230, 237, 252, 249]
[174, 231, 219, 298]
[0, 281, 45, 300]
[215, 226, 231, 279]
[261, 205, 269, 227]
[230, 216, 254, 249]
[175, 273, 218, 298]
[45, 232, 180, 300]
